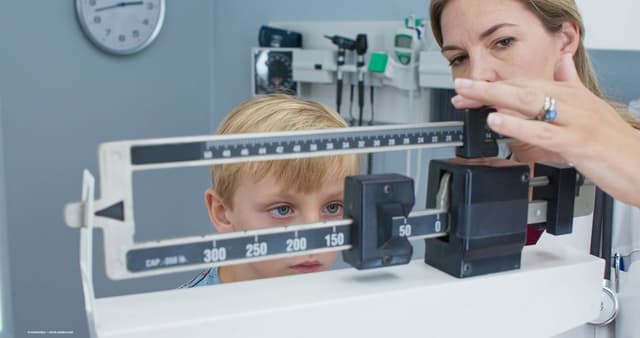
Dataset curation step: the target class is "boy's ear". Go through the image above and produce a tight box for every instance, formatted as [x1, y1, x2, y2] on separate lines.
[204, 188, 234, 233]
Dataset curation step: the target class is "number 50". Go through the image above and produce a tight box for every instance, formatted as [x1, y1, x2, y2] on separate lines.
[399, 224, 412, 237]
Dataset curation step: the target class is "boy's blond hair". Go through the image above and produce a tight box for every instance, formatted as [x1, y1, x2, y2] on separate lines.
[212, 94, 360, 208]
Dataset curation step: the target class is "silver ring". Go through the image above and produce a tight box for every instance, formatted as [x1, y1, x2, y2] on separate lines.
[537, 96, 557, 122]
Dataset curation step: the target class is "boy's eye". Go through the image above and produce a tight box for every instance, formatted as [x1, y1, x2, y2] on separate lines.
[270, 205, 293, 218]
[323, 202, 343, 215]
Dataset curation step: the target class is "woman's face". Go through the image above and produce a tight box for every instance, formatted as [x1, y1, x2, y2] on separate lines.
[441, 0, 576, 163]
[440, 0, 566, 82]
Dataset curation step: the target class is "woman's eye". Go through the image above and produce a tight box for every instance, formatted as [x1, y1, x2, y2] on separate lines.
[495, 37, 514, 48]
[323, 203, 343, 215]
[270, 205, 293, 218]
[448, 55, 467, 67]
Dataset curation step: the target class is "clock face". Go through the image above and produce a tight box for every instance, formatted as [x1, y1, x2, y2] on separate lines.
[76, 0, 165, 55]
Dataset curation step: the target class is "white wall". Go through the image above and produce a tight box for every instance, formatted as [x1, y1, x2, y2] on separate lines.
[578, 0, 640, 51]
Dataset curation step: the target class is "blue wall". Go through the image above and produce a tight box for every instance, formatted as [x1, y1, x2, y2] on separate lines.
[590, 50, 640, 103]
[0, 1, 215, 337]
[0, 99, 12, 338]
[0, 1, 639, 337]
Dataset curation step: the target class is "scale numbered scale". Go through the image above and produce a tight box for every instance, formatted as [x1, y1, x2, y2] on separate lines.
[65, 108, 578, 281]
[66, 121, 467, 279]
[128, 208, 449, 273]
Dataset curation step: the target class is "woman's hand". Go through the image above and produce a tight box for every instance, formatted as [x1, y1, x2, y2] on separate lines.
[450, 53, 640, 207]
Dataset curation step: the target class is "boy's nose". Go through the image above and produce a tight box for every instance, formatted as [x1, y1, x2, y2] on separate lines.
[301, 212, 322, 224]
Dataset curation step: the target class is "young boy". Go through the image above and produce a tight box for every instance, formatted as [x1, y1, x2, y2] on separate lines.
[180, 94, 360, 287]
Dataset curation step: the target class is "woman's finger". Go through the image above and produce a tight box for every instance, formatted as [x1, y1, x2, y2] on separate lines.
[486, 112, 570, 152]
[452, 95, 534, 119]
[454, 79, 572, 125]
[450, 95, 485, 110]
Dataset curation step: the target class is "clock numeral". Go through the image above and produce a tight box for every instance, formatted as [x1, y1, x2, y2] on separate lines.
[132, 30, 140, 38]
[119, 34, 126, 42]
[147, 2, 154, 10]
[93, 16, 101, 24]
[143, 18, 150, 25]
[105, 28, 111, 36]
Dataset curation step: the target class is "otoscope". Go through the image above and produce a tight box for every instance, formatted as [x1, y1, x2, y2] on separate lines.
[354, 33, 373, 174]
[355, 34, 368, 126]
[325, 35, 356, 114]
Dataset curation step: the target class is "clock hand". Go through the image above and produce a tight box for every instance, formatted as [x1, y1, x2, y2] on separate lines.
[95, 1, 144, 12]
[95, 3, 120, 12]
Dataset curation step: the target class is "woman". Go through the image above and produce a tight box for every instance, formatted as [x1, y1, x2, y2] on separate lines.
[429, 0, 640, 207]
[431, 4, 639, 336]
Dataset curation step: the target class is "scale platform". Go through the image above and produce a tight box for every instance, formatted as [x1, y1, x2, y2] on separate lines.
[92, 239, 603, 338]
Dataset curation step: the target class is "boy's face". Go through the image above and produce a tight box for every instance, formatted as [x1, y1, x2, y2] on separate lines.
[206, 170, 346, 282]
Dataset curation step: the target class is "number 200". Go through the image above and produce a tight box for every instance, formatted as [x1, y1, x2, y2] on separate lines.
[286, 237, 307, 252]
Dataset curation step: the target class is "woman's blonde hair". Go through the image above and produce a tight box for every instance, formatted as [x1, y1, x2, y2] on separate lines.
[212, 94, 360, 208]
[429, 0, 640, 129]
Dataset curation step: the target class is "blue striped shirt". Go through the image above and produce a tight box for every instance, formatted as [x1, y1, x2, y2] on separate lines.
[179, 267, 220, 288]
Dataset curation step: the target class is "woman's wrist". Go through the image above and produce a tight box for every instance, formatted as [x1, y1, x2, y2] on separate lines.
[576, 125, 640, 206]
